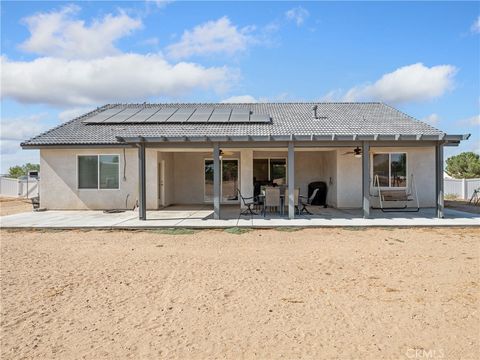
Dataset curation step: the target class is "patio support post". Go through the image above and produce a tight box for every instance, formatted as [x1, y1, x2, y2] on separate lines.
[213, 142, 221, 220]
[362, 141, 370, 218]
[138, 141, 146, 221]
[288, 141, 295, 219]
[435, 143, 444, 218]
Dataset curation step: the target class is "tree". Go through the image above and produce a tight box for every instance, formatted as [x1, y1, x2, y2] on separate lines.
[7, 163, 40, 178]
[445, 152, 480, 179]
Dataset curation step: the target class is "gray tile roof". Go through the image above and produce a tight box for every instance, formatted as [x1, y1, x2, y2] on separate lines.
[22, 102, 446, 147]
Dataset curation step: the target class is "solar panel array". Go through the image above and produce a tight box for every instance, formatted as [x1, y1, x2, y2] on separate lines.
[83, 106, 271, 124]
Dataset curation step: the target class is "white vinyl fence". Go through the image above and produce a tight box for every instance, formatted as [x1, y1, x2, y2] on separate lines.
[444, 178, 480, 200]
[0, 176, 39, 198]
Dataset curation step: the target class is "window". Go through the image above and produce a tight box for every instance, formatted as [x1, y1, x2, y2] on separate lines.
[78, 155, 119, 189]
[373, 153, 407, 188]
[253, 158, 287, 184]
[78, 156, 98, 189]
[270, 159, 286, 185]
[204, 159, 239, 202]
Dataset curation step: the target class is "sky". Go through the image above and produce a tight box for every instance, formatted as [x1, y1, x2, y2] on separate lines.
[1, 0, 479, 173]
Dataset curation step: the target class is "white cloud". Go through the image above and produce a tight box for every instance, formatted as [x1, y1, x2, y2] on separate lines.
[325, 63, 457, 104]
[1, 54, 235, 106]
[58, 107, 94, 122]
[458, 114, 480, 126]
[19, 5, 142, 59]
[0, 114, 49, 141]
[145, 0, 172, 9]
[0, 114, 48, 171]
[221, 95, 258, 103]
[285, 7, 309, 26]
[0, 146, 40, 173]
[421, 113, 440, 125]
[166, 16, 257, 59]
[471, 16, 480, 33]
[140, 37, 160, 47]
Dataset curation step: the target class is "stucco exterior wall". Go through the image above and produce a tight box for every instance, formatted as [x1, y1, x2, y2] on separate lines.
[39, 145, 436, 210]
[40, 148, 139, 210]
[294, 151, 337, 207]
[335, 146, 436, 208]
[172, 152, 210, 204]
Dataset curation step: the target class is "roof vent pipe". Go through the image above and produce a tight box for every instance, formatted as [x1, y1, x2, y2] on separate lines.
[312, 105, 318, 119]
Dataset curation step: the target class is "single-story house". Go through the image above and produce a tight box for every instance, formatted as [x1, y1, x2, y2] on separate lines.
[21, 102, 469, 220]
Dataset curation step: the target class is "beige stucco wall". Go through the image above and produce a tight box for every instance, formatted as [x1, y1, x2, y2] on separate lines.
[39, 145, 436, 210]
[40, 148, 138, 210]
[335, 146, 436, 208]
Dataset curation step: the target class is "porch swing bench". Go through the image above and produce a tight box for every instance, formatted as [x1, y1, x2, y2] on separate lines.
[371, 174, 420, 212]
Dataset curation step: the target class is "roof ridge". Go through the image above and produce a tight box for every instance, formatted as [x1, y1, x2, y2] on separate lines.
[102, 102, 384, 106]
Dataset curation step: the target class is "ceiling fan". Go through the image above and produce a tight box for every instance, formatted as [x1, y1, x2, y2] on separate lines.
[219, 149, 234, 158]
[342, 147, 362, 158]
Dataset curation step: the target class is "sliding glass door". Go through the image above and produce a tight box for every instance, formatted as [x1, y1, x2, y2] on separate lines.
[253, 158, 287, 185]
[204, 159, 239, 202]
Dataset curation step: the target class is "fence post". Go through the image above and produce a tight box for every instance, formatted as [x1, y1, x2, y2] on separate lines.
[17, 179, 22, 196]
[462, 178, 467, 200]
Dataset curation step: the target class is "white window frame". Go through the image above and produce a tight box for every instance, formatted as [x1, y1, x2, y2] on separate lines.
[371, 152, 408, 189]
[77, 154, 121, 190]
[203, 157, 240, 203]
[253, 157, 288, 182]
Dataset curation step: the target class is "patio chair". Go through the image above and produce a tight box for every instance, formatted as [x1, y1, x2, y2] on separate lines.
[284, 188, 300, 215]
[264, 186, 280, 216]
[298, 188, 319, 215]
[469, 188, 480, 206]
[236, 188, 258, 216]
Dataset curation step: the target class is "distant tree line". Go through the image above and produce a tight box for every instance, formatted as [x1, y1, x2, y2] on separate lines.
[445, 152, 480, 179]
[7, 163, 40, 178]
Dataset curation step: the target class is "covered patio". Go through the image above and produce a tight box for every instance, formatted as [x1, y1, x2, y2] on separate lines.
[1, 205, 478, 229]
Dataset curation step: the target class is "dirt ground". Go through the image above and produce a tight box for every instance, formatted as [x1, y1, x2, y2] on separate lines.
[0, 197, 32, 216]
[445, 199, 480, 214]
[1, 228, 478, 360]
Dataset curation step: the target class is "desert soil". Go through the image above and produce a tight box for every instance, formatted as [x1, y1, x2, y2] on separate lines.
[0, 197, 33, 217]
[1, 228, 478, 360]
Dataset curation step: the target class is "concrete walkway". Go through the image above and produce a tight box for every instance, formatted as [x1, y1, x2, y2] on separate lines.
[0, 206, 478, 229]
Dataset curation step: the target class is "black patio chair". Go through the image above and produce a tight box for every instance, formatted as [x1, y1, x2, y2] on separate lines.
[298, 188, 319, 215]
[236, 188, 258, 216]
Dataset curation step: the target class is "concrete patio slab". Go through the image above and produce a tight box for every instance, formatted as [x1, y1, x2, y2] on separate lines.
[0, 205, 478, 229]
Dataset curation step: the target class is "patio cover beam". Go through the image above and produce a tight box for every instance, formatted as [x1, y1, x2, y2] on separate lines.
[213, 142, 221, 220]
[288, 142, 295, 219]
[436, 143, 444, 218]
[138, 141, 146, 220]
[362, 141, 370, 218]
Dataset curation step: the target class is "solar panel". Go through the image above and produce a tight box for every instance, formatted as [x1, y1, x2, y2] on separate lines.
[166, 108, 195, 122]
[145, 108, 178, 123]
[188, 107, 214, 122]
[124, 107, 161, 123]
[230, 109, 251, 122]
[102, 107, 143, 123]
[83, 106, 271, 124]
[82, 107, 124, 123]
[250, 114, 271, 123]
[209, 108, 232, 122]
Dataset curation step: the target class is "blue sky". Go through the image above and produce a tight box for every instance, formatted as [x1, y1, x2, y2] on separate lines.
[1, 0, 479, 173]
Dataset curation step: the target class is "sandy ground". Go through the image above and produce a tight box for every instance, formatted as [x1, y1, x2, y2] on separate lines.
[1, 228, 478, 360]
[0, 197, 32, 217]
[445, 199, 480, 214]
